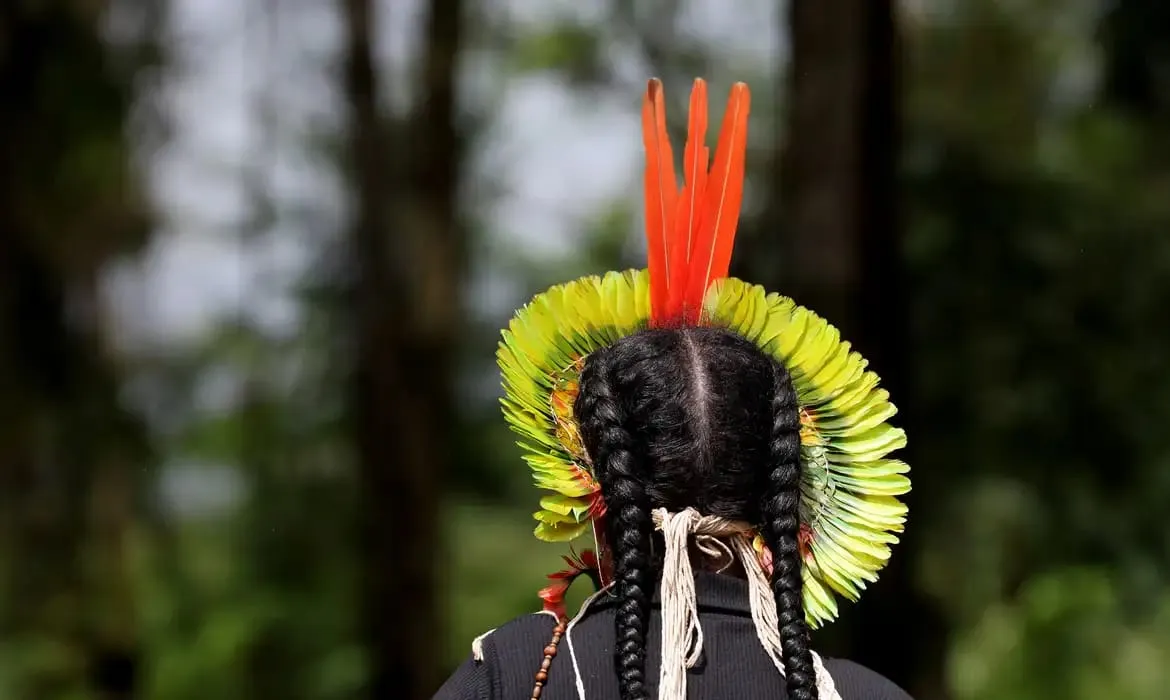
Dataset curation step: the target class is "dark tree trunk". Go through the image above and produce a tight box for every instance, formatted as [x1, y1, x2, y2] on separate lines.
[0, 4, 148, 698]
[770, 1, 949, 697]
[342, 0, 464, 698]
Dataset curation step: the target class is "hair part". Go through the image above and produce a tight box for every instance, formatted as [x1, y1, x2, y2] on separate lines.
[575, 326, 817, 700]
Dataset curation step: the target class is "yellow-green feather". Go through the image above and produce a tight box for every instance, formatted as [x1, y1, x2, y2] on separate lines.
[497, 271, 650, 544]
[497, 270, 911, 628]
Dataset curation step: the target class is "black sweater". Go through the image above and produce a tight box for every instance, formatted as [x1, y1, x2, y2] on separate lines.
[434, 573, 913, 699]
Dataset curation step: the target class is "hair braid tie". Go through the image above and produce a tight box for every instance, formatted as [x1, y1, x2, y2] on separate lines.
[650, 508, 843, 700]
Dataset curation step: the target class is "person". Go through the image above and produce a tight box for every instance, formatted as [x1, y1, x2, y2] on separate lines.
[434, 78, 914, 700]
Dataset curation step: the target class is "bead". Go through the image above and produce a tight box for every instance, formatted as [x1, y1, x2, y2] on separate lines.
[530, 624, 564, 699]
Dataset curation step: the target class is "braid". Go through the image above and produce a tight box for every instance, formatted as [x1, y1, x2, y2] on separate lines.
[761, 362, 818, 700]
[576, 353, 653, 700]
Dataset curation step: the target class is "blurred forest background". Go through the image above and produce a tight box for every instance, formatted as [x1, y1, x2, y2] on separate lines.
[3, 0, 1170, 699]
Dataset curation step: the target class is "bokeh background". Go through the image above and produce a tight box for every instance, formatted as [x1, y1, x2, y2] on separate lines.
[3, 0, 1170, 699]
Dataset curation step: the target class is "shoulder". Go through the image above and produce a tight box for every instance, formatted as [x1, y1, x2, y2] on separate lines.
[823, 657, 915, 700]
[434, 613, 559, 700]
[474, 612, 560, 661]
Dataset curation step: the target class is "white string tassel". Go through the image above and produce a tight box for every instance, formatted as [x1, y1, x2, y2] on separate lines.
[651, 508, 843, 700]
[654, 508, 705, 700]
[731, 534, 786, 671]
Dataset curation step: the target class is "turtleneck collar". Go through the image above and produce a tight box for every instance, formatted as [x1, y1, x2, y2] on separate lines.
[587, 570, 754, 616]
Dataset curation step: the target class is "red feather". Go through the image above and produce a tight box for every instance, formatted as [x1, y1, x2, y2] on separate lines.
[683, 82, 751, 321]
[638, 79, 751, 326]
[666, 79, 710, 323]
[641, 79, 678, 325]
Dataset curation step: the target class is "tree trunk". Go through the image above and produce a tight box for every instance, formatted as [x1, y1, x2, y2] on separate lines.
[342, 0, 464, 697]
[0, 239, 88, 700]
[774, 1, 948, 697]
[0, 4, 148, 698]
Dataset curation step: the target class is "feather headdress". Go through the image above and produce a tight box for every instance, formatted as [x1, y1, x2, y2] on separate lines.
[497, 79, 910, 627]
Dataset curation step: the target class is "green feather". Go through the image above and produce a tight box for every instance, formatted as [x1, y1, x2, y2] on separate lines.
[499, 271, 911, 626]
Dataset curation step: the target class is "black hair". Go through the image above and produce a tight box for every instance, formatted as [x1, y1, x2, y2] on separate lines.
[574, 326, 817, 700]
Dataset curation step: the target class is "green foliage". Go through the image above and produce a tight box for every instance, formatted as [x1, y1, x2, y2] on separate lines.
[510, 23, 606, 86]
[950, 568, 1170, 700]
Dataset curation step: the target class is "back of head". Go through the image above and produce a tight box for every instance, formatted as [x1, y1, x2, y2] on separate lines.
[575, 326, 816, 700]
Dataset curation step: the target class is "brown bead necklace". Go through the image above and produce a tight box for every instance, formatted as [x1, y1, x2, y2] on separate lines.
[530, 620, 567, 699]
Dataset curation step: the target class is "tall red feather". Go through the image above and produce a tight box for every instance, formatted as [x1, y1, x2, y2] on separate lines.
[683, 82, 751, 321]
[641, 79, 678, 326]
[639, 79, 750, 326]
[666, 79, 709, 323]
